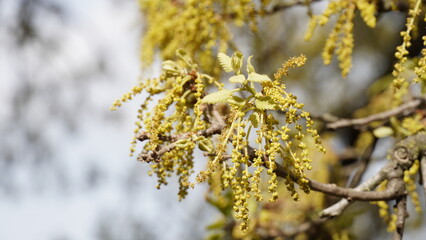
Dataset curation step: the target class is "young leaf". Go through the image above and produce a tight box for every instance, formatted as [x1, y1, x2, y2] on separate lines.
[254, 96, 277, 110]
[373, 127, 394, 138]
[198, 137, 214, 152]
[176, 49, 193, 66]
[227, 95, 245, 107]
[201, 89, 232, 104]
[246, 56, 255, 74]
[231, 51, 243, 74]
[248, 72, 272, 82]
[162, 60, 180, 73]
[229, 74, 246, 83]
[249, 112, 260, 128]
[218, 53, 233, 72]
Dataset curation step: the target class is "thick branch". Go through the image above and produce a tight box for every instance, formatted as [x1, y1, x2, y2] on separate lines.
[320, 162, 395, 218]
[320, 133, 426, 218]
[308, 177, 405, 201]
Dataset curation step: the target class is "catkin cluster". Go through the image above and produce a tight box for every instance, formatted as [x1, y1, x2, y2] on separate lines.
[305, 0, 378, 78]
[392, 0, 422, 89]
[403, 160, 422, 213]
[111, 50, 209, 199]
[139, 0, 270, 74]
[112, 51, 325, 231]
[195, 53, 325, 230]
[139, 0, 230, 75]
[370, 181, 398, 232]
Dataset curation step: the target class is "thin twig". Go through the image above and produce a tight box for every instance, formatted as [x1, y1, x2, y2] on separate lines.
[347, 137, 378, 188]
[137, 109, 227, 162]
[263, 0, 322, 15]
[223, 0, 321, 20]
[420, 155, 426, 205]
[394, 196, 408, 240]
[319, 164, 390, 218]
[325, 98, 423, 129]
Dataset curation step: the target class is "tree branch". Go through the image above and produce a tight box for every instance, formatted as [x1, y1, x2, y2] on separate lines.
[308, 177, 405, 201]
[324, 98, 423, 130]
[421, 154, 426, 204]
[347, 137, 378, 187]
[319, 166, 390, 218]
[394, 196, 408, 240]
[136, 107, 227, 163]
[263, 0, 322, 15]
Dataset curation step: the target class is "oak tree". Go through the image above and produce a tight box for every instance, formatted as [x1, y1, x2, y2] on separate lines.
[112, 1, 426, 239]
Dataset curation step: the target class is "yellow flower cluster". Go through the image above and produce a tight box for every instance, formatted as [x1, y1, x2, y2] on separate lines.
[138, 0, 270, 75]
[139, 0, 231, 74]
[392, 0, 422, 89]
[400, 114, 426, 135]
[224, 0, 259, 30]
[113, 51, 325, 231]
[414, 9, 426, 89]
[111, 51, 208, 199]
[196, 54, 325, 231]
[246, 137, 337, 240]
[414, 34, 426, 84]
[370, 180, 398, 232]
[403, 160, 422, 213]
[274, 54, 307, 80]
[305, 0, 378, 78]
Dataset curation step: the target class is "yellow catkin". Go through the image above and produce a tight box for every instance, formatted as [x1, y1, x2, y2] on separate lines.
[113, 52, 326, 232]
[371, 180, 397, 232]
[392, 0, 422, 89]
[404, 160, 422, 213]
[139, 0, 231, 75]
[414, 12, 426, 85]
[305, 0, 378, 78]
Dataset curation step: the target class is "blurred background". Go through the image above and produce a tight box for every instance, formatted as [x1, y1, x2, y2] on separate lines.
[0, 0, 216, 239]
[1, 0, 425, 239]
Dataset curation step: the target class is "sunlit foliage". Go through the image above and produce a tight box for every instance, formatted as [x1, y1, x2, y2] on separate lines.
[112, 0, 426, 238]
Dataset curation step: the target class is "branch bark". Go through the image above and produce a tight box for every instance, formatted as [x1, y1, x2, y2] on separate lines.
[325, 98, 423, 129]
[421, 155, 426, 204]
[394, 196, 408, 240]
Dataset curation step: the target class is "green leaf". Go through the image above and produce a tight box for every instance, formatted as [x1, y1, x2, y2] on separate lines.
[198, 137, 214, 152]
[249, 112, 260, 128]
[162, 60, 180, 73]
[201, 89, 232, 104]
[248, 72, 272, 82]
[231, 51, 243, 74]
[217, 53, 233, 72]
[243, 84, 256, 96]
[373, 127, 394, 138]
[229, 74, 246, 83]
[254, 96, 277, 110]
[246, 55, 255, 74]
[175, 49, 192, 66]
[227, 95, 245, 106]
